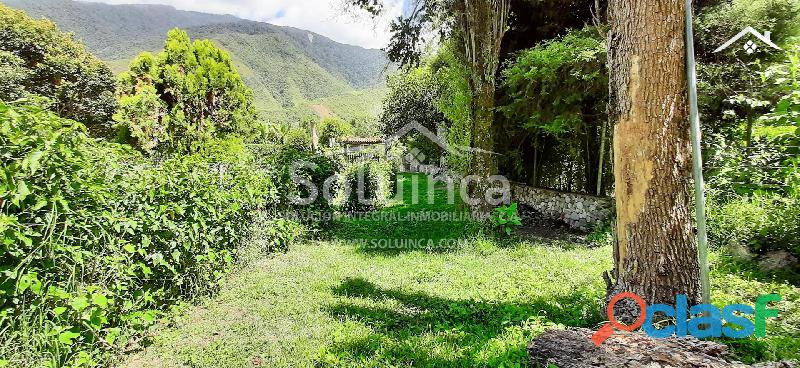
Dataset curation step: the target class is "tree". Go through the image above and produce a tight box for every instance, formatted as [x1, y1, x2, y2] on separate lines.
[455, 1, 510, 205]
[381, 68, 445, 135]
[318, 117, 354, 147]
[0, 4, 117, 130]
[350, 0, 509, 205]
[499, 29, 610, 194]
[605, 0, 702, 312]
[116, 29, 257, 153]
[380, 67, 448, 161]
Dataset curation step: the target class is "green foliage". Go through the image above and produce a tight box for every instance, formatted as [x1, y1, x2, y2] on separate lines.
[116, 29, 258, 153]
[340, 160, 397, 213]
[381, 67, 448, 162]
[497, 28, 610, 193]
[695, 0, 800, 58]
[261, 145, 341, 230]
[283, 128, 313, 152]
[318, 117, 354, 147]
[763, 46, 800, 131]
[0, 101, 299, 366]
[380, 67, 446, 134]
[430, 41, 472, 175]
[500, 29, 606, 135]
[587, 221, 614, 247]
[706, 46, 800, 197]
[707, 193, 800, 256]
[706, 134, 800, 196]
[0, 4, 117, 129]
[695, 0, 800, 142]
[0, 50, 28, 101]
[490, 203, 523, 236]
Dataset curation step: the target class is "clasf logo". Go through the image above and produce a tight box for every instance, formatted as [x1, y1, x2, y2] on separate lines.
[592, 292, 781, 346]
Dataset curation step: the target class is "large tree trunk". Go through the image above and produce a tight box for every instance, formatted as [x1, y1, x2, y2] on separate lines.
[470, 83, 498, 178]
[458, 0, 509, 212]
[606, 0, 701, 314]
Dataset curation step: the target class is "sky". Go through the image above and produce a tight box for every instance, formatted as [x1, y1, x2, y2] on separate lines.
[83, 0, 408, 49]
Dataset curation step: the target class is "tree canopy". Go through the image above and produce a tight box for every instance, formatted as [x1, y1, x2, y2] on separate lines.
[0, 4, 117, 130]
[116, 29, 258, 153]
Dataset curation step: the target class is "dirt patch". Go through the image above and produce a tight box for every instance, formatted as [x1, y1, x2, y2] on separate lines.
[516, 204, 590, 244]
[310, 104, 333, 119]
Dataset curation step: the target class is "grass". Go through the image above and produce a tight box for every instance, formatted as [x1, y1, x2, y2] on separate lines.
[121, 173, 800, 367]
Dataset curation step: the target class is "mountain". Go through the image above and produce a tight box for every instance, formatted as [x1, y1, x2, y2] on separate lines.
[2, 0, 389, 122]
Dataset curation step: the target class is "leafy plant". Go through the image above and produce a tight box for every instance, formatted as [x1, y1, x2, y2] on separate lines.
[115, 29, 257, 153]
[490, 203, 523, 236]
[587, 221, 613, 247]
[340, 160, 397, 214]
[0, 101, 301, 366]
[707, 193, 800, 256]
[0, 4, 117, 129]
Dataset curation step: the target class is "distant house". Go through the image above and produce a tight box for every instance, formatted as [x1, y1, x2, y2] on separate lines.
[713, 26, 782, 54]
[337, 136, 388, 162]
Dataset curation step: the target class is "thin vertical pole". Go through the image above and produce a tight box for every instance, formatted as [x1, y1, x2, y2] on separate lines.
[685, 0, 711, 304]
[596, 122, 607, 196]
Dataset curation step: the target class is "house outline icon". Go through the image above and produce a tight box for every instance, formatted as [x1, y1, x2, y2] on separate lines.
[386, 122, 499, 157]
[713, 26, 782, 53]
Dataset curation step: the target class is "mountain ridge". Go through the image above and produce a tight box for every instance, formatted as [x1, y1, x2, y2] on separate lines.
[2, 0, 389, 122]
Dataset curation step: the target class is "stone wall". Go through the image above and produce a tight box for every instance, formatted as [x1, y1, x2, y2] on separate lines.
[510, 182, 614, 231]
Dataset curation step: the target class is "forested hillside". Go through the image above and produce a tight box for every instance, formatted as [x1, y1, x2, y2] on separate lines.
[3, 0, 389, 121]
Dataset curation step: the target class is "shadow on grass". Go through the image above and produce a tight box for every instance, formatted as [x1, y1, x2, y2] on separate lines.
[319, 277, 603, 366]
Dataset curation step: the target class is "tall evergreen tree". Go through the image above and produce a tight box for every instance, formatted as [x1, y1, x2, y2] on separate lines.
[116, 29, 257, 153]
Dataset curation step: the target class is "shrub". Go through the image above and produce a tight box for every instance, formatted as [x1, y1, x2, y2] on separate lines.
[283, 128, 313, 152]
[0, 101, 294, 366]
[340, 160, 397, 213]
[489, 203, 523, 236]
[707, 193, 800, 256]
[0, 5, 117, 129]
[262, 146, 340, 230]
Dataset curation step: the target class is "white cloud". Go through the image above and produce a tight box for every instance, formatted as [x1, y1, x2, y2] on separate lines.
[82, 0, 405, 49]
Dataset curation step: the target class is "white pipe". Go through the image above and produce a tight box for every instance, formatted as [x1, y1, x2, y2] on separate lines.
[685, 0, 711, 304]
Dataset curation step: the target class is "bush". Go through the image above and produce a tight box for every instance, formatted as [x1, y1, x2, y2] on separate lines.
[340, 160, 397, 213]
[0, 5, 117, 129]
[283, 128, 313, 152]
[707, 193, 800, 256]
[261, 146, 341, 230]
[489, 203, 523, 236]
[0, 101, 295, 366]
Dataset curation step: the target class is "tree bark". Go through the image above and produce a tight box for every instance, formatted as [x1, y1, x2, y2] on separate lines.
[606, 0, 702, 315]
[457, 0, 510, 212]
[528, 328, 797, 368]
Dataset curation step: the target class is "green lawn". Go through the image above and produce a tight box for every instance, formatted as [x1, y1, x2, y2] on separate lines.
[121, 174, 800, 367]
